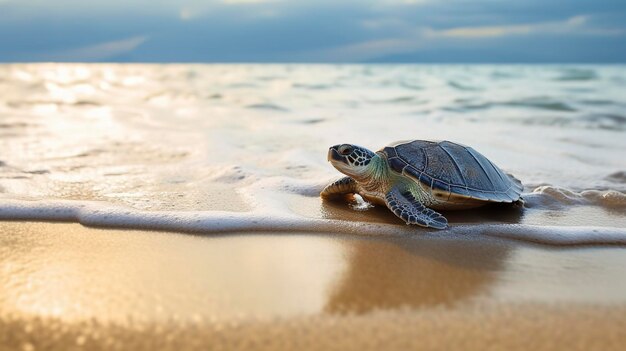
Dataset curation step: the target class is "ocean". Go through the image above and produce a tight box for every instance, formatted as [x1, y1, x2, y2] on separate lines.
[1, 64, 625, 243]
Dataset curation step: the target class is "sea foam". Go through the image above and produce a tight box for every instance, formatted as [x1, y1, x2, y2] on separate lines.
[1, 199, 625, 246]
[524, 186, 626, 208]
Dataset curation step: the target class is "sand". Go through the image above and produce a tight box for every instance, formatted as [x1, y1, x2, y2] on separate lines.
[2, 221, 626, 350]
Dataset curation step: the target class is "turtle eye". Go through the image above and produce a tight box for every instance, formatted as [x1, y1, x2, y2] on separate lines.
[338, 145, 353, 155]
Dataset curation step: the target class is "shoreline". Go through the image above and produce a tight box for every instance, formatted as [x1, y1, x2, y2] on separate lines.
[2, 218, 626, 247]
[1, 197, 626, 246]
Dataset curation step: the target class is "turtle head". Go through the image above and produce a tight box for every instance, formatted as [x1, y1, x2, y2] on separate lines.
[328, 144, 376, 180]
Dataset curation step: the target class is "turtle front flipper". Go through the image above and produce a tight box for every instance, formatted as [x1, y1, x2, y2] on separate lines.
[384, 187, 448, 229]
[321, 177, 357, 199]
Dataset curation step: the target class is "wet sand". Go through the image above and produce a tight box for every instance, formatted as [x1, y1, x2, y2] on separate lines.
[2, 221, 626, 350]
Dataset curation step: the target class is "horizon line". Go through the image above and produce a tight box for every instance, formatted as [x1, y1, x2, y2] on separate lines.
[1, 61, 625, 65]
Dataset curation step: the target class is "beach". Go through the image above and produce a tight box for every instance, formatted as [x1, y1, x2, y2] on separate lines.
[2, 221, 626, 350]
[1, 64, 626, 349]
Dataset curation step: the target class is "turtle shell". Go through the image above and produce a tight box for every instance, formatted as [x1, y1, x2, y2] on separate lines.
[381, 140, 523, 203]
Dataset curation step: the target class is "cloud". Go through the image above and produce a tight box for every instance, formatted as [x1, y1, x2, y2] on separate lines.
[395, 0, 429, 4]
[178, 1, 277, 21]
[40, 36, 148, 61]
[178, 5, 212, 21]
[308, 38, 420, 62]
[179, 7, 195, 20]
[222, 0, 279, 4]
[430, 16, 591, 38]
[312, 15, 626, 61]
[433, 24, 536, 38]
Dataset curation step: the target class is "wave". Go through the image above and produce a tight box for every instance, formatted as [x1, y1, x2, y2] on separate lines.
[446, 97, 578, 113]
[1, 199, 625, 246]
[447, 80, 483, 91]
[515, 114, 626, 131]
[7, 99, 102, 108]
[293, 83, 332, 90]
[502, 97, 577, 112]
[554, 68, 598, 81]
[524, 186, 626, 209]
[245, 103, 289, 112]
[606, 171, 626, 184]
[0, 122, 31, 129]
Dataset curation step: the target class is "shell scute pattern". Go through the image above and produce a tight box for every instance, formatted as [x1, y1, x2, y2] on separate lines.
[384, 140, 523, 203]
[387, 156, 407, 174]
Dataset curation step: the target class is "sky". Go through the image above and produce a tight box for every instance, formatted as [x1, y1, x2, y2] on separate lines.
[0, 0, 625, 63]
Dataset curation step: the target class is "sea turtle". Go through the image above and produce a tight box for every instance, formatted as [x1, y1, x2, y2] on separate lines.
[321, 140, 523, 229]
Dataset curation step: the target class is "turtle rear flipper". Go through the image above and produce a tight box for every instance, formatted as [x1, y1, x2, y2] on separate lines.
[385, 187, 448, 229]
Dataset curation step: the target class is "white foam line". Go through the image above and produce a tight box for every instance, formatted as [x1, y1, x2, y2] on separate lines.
[447, 224, 626, 246]
[1, 199, 625, 246]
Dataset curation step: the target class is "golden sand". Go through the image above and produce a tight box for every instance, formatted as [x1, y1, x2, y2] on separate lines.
[2, 221, 626, 350]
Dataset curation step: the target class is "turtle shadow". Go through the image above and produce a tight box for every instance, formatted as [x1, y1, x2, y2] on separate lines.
[319, 195, 516, 314]
[442, 203, 524, 225]
[323, 234, 511, 315]
[320, 195, 524, 226]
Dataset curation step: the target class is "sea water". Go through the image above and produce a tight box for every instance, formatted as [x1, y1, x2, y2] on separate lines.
[0, 64, 625, 244]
